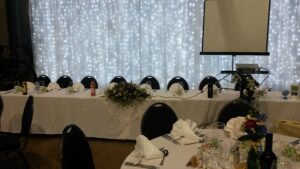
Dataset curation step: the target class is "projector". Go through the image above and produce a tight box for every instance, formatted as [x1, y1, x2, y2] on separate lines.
[236, 64, 259, 74]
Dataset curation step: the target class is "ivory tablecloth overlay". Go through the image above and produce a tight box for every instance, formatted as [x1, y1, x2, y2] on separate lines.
[0, 90, 299, 140]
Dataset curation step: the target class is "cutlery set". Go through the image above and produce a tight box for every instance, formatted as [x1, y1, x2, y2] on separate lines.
[124, 147, 169, 169]
[124, 162, 158, 169]
[162, 134, 181, 145]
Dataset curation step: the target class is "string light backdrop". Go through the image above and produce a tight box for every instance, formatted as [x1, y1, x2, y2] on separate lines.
[30, 0, 300, 90]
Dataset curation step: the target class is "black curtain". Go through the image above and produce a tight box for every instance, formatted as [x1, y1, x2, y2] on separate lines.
[0, 0, 36, 90]
[5, 0, 33, 67]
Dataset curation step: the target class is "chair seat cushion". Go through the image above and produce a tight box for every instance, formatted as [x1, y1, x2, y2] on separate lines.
[0, 135, 21, 152]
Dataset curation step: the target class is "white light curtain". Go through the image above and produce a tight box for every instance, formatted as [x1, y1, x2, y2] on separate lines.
[30, 0, 300, 90]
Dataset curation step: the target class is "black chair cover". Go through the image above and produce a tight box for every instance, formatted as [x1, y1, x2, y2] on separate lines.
[61, 124, 95, 169]
[81, 76, 98, 89]
[57, 75, 73, 88]
[141, 102, 178, 140]
[218, 99, 253, 124]
[167, 76, 189, 90]
[140, 75, 160, 90]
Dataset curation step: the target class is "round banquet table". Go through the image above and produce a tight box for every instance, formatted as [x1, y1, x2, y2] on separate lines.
[120, 131, 300, 169]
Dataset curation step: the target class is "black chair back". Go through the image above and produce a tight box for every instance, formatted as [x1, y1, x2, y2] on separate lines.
[110, 76, 127, 84]
[61, 124, 95, 169]
[199, 76, 222, 92]
[20, 95, 34, 150]
[218, 99, 253, 124]
[234, 74, 259, 91]
[81, 76, 98, 89]
[57, 75, 73, 88]
[167, 76, 189, 90]
[140, 75, 160, 90]
[141, 103, 178, 139]
[36, 75, 51, 87]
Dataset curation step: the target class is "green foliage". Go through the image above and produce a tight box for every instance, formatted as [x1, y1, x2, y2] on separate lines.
[104, 82, 151, 107]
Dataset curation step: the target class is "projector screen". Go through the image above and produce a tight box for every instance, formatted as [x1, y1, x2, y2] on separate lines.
[201, 0, 271, 55]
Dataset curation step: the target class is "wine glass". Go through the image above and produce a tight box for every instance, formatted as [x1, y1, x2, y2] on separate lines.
[206, 122, 225, 129]
[281, 90, 289, 99]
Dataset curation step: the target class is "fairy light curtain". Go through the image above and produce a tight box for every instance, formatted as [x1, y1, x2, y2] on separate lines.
[30, 0, 300, 90]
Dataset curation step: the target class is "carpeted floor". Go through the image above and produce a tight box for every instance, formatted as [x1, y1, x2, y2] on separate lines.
[1, 135, 135, 169]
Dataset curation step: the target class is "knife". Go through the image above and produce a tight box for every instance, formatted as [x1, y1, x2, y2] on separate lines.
[290, 139, 300, 145]
[162, 134, 181, 145]
[124, 162, 158, 169]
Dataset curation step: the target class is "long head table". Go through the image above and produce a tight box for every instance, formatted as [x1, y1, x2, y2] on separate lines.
[0, 89, 299, 140]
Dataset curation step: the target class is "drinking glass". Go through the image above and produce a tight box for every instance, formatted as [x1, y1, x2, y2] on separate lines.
[39, 81, 45, 87]
[206, 122, 225, 129]
[13, 81, 22, 93]
[205, 122, 225, 144]
[13, 81, 20, 88]
[35, 81, 40, 92]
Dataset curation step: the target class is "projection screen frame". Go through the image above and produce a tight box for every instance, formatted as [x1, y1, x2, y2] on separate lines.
[200, 0, 271, 56]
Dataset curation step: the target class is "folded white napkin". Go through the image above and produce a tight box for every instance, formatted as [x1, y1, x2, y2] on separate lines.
[169, 83, 184, 96]
[108, 82, 117, 90]
[184, 119, 198, 132]
[26, 81, 35, 91]
[140, 83, 152, 90]
[171, 119, 200, 144]
[135, 135, 163, 160]
[72, 83, 84, 92]
[224, 116, 246, 139]
[47, 82, 61, 91]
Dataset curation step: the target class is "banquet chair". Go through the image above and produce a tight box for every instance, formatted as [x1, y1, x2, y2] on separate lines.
[80, 76, 98, 89]
[199, 76, 222, 92]
[61, 124, 95, 169]
[57, 75, 73, 88]
[110, 76, 127, 84]
[0, 95, 34, 168]
[140, 75, 160, 90]
[234, 74, 259, 91]
[141, 102, 178, 140]
[167, 76, 189, 90]
[217, 99, 253, 124]
[36, 74, 51, 87]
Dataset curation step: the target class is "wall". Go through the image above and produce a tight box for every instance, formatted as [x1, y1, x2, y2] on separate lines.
[0, 0, 9, 46]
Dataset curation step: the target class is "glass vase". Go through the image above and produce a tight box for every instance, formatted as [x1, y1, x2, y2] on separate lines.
[247, 146, 260, 169]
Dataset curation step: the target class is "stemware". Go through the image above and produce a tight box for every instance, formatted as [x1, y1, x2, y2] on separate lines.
[206, 122, 225, 129]
[13, 81, 20, 88]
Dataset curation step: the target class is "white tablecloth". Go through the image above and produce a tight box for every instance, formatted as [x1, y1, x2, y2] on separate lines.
[121, 132, 300, 169]
[0, 89, 299, 140]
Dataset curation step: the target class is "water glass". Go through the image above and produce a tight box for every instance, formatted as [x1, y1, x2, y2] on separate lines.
[39, 81, 45, 87]
[206, 122, 225, 129]
[13, 81, 20, 88]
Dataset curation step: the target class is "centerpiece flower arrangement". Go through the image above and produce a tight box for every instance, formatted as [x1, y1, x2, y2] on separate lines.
[104, 82, 151, 107]
[233, 74, 268, 169]
[231, 73, 270, 168]
[238, 108, 268, 169]
[233, 74, 267, 102]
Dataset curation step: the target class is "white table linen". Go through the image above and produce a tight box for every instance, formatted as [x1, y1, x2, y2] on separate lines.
[121, 132, 300, 169]
[0, 90, 299, 140]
